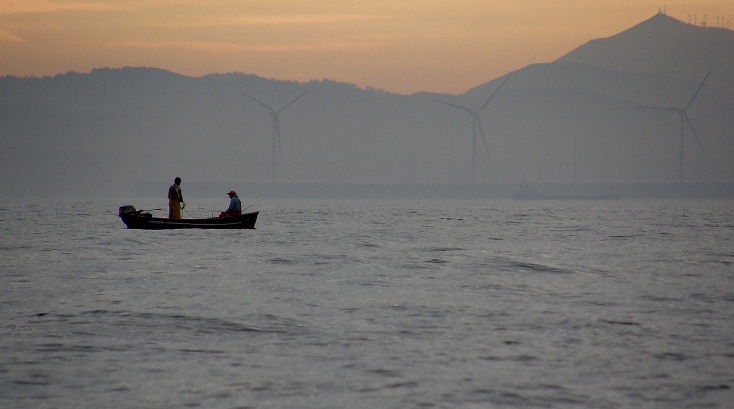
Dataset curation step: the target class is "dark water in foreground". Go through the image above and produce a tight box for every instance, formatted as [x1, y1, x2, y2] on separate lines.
[1, 198, 733, 408]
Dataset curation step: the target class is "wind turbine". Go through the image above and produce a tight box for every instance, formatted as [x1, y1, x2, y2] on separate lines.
[639, 70, 711, 184]
[436, 77, 509, 184]
[242, 87, 311, 183]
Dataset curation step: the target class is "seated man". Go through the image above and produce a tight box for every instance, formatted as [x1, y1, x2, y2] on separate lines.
[219, 190, 242, 217]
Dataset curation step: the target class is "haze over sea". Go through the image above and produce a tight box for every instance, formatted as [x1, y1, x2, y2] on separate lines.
[2, 197, 733, 408]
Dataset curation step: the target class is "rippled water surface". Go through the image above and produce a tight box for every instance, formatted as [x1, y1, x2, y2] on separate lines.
[1, 198, 733, 408]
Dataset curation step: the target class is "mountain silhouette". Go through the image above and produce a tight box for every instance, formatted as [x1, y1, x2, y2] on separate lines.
[1, 14, 732, 198]
[559, 13, 734, 86]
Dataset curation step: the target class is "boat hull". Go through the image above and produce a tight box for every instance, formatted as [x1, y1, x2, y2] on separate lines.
[119, 206, 258, 229]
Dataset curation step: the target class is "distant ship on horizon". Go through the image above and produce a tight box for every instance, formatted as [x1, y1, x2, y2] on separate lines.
[511, 185, 621, 201]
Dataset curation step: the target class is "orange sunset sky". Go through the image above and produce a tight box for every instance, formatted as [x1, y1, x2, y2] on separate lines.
[1, 0, 732, 94]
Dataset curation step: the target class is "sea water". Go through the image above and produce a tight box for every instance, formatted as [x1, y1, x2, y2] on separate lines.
[1, 198, 733, 408]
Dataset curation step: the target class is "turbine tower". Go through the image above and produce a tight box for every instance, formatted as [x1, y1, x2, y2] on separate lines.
[436, 77, 509, 184]
[639, 70, 711, 184]
[242, 87, 311, 183]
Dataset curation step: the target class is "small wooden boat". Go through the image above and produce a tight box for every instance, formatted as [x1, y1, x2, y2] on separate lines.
[118, 205, 258, 229]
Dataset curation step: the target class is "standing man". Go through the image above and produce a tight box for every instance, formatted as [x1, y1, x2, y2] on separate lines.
[168, 177, 184, 219]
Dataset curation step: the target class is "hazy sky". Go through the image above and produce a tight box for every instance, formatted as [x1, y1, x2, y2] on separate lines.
[1, 0, 732, 94]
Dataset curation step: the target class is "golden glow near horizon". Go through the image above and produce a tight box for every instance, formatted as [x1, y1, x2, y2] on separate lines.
[1, 1, 733, 94]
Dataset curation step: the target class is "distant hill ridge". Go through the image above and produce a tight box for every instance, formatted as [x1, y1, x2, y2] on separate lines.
[559, 13, 734, 85]
[1, 14, 733, 198]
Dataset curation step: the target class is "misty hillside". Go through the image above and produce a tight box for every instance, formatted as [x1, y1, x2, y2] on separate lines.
[559, 13, 734, 86]
[1, 13, 733, 198]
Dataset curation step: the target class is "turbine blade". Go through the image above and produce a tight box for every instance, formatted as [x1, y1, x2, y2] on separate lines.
[685, 69, 712, 111]
[435, 99, 473, 114]
[476, 117, 490, 156]
[277, 87, 311, 114]
[478, 76, 509, 113]
[242, 92, 274, 112]
[684, 114, 706, 153]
